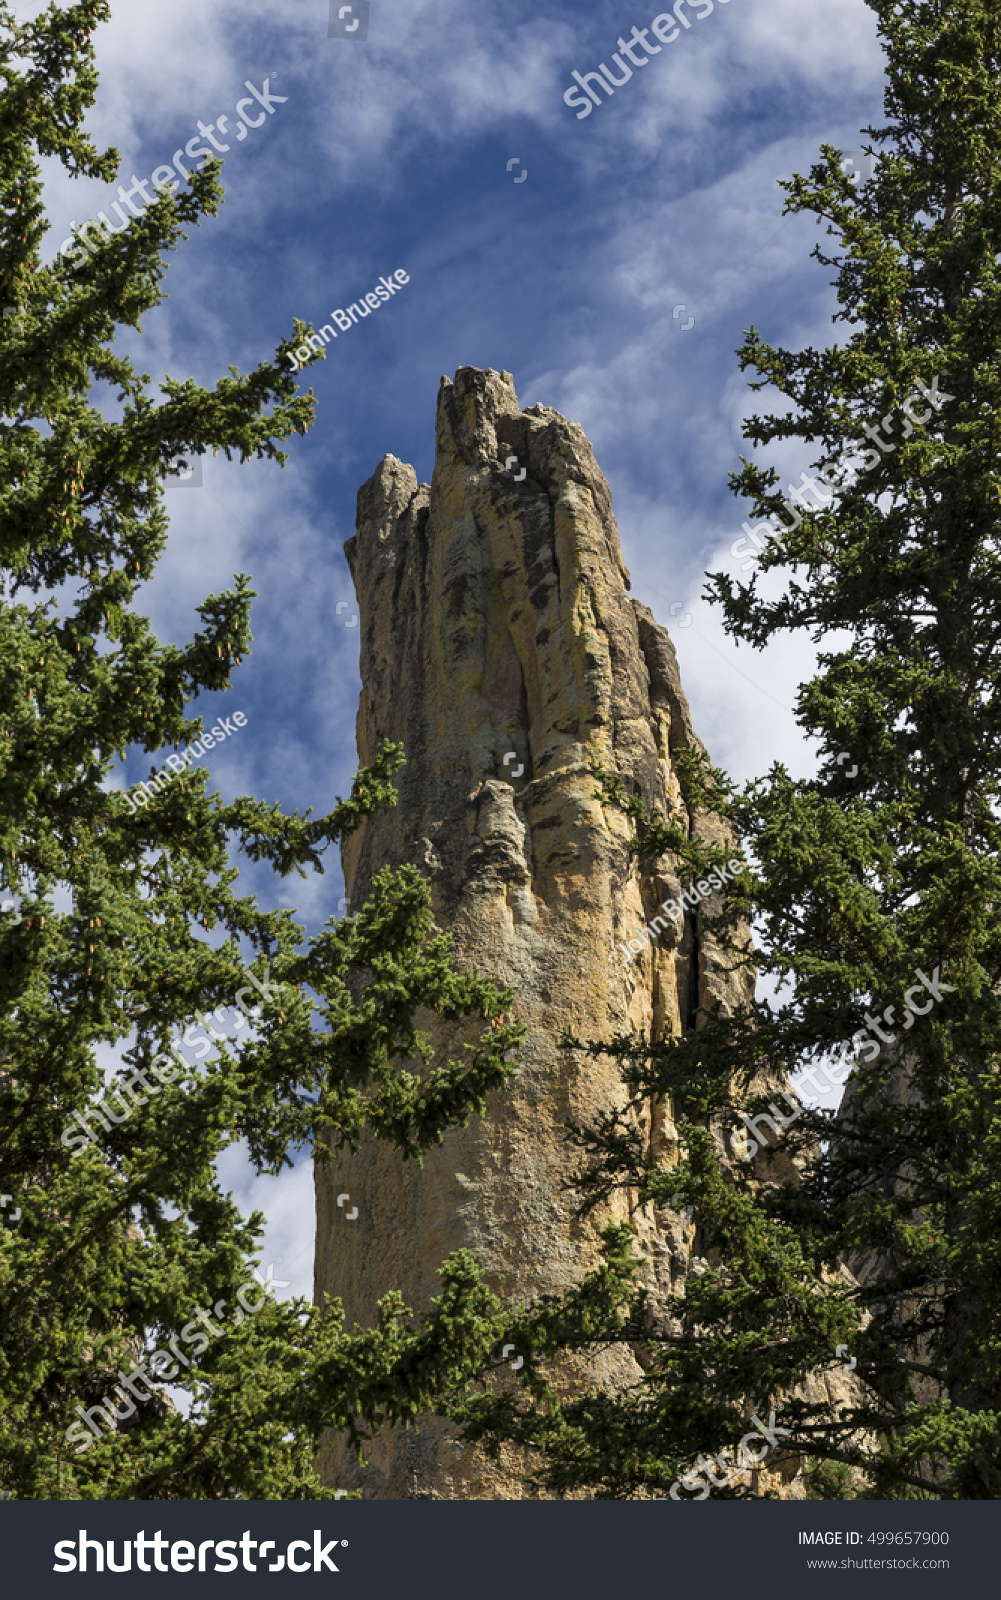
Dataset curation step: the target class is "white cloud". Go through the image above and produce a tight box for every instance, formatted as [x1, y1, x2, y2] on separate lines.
[216, 1143, 316, 1303]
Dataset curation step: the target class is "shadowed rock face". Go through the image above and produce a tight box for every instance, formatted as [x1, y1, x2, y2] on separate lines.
[314, 367, 752, 1499]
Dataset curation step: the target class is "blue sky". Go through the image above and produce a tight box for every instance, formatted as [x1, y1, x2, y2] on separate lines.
[32, 0, 886, 1299]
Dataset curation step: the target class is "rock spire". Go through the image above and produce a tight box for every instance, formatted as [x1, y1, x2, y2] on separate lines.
[315, 367, 751, 1498]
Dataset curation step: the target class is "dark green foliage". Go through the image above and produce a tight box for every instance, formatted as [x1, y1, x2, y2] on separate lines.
[805, 1460, 859, 1500]
[0, 2, 523, 1499]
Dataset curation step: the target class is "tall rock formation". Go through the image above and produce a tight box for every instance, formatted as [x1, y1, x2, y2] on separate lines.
[314, 367, 753, 1499]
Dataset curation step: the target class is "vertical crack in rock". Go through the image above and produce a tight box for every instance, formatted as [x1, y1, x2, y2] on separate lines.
[315, 368, 752, 1499]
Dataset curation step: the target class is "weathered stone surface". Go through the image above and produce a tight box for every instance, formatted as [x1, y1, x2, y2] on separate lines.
[314, 368, 753, 1498]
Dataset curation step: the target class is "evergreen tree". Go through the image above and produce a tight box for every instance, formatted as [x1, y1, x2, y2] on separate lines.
[0, 0, 522, 1499]
[449, 0, 1001, 1500]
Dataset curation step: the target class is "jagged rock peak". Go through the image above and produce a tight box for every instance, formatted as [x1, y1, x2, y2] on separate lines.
[316, 367, 750, 1500]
